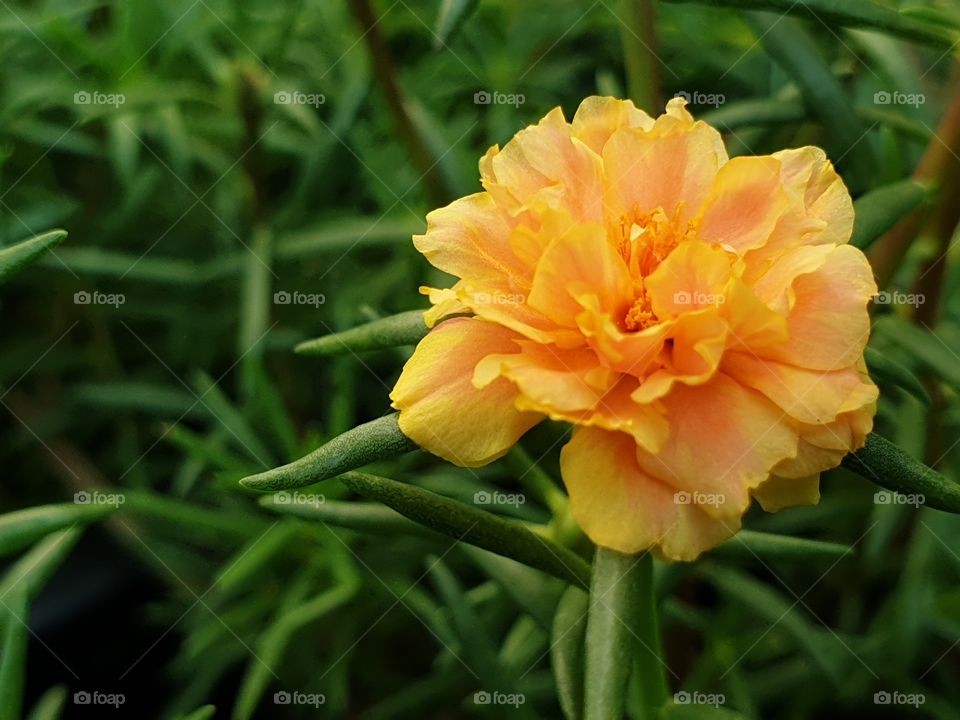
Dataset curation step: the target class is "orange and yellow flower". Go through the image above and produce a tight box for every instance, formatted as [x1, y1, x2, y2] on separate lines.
[390, 96, 877, 561]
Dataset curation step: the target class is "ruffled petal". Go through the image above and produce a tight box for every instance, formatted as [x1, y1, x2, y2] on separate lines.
[634, 373, 799, 519]
[752, 473, 820, 512]
[603, 99, 728, 226]
[390, 318, 542, 466]
[560, 426, 737, 561]
[571, 96, 655, 155]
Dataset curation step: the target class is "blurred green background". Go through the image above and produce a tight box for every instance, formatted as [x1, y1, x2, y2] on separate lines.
[1, 0, 959, 718]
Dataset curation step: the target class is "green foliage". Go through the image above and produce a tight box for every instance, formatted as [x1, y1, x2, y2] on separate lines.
[2, 0, 959, 718]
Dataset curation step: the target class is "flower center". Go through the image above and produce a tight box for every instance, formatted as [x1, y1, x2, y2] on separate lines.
[616, 204, 697, 277]
[624, 286, 657, 331]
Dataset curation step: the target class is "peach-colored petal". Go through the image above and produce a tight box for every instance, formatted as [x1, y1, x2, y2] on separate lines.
[560, 426, 737, 561]
[603, 100, 727, 226]
[722, 351, 879, 425]
[390, 318, 542, 466]
[697, 156, 792, 255]
[527, 219, 632, 327]
[634, 373, 799, 519]
[761, 245, 876, 371]
[571, 96, 655, 155]
[480, 107, 605, 224]
[414, 192, 528, 289]
[645, 240, 732, 319]
[774, 146, 854, 246]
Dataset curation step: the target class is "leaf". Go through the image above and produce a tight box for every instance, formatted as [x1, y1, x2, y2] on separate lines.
[851, 180, 932, 249]
[584, 548, 654, 720]
[26, 686, 68, 720]
[0, 529, 83, 603]
[259, 496, 430, 536]
[875, 316, 960, 390]
[552, 585, 588, 720]
[434, 0, 479, 48]
[177, 707, 216, 720]
[338, 471, 592, 586]
[659, 0, 958, 47]
[745, 14, 871, 184]
[239, 414, 418, 492]
[842, 433, 960, 513]
[710, 530, 853, 563]
[702, 565, 847, 682]
[294, 310, 428, 356]
[0, 230, 67, 283]
[232, 579, 358, 720]
[864, 346, 931, 406]
[0, 503, 115, 557]
[0, 586, 29, 720]
[192, 371, 275, 468]
[660, 703, 749, 719]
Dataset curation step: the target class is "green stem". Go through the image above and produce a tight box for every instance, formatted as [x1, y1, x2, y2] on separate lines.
[619, 0, 661, 111]
[585, 549, 667, 720]
[633, 554, 668, 719]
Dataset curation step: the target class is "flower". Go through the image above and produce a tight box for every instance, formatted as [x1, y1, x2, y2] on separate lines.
[390, 96, 877, 561]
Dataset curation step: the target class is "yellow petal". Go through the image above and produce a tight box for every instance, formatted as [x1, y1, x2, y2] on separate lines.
[390, 318, 542, 466]
[560, 426, 737, 561]
[634, 373, 799, 520]
[752, 473, 820, 512]
[571, 95, 654, 155]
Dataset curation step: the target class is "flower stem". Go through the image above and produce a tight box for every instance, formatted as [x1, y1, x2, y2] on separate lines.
[585, 548, 667, 720]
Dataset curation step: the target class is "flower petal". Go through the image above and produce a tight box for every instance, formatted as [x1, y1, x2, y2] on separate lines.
[571, 96, 654, 155]
[390, 318, 542, 466]
[560, 426, 737, 561]
[634, 373, 799, 519]
[751, 473, 820, 512]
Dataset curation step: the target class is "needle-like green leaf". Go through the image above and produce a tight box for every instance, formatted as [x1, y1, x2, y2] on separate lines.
[294, 310, 428, 356]
[239, 414, 418, 492]
[851, 180, 932, 249]
[0, 503, 115, 557]
[339, 470, 591, 586]
[842, 434, 960, 513]
[0, 230, 67, 283]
